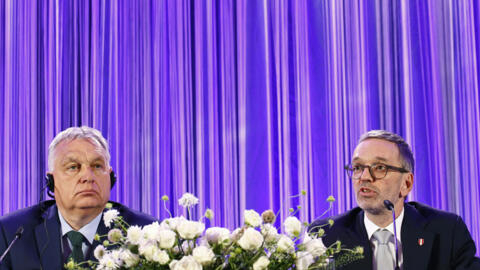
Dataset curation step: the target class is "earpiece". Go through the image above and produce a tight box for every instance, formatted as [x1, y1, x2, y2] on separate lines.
[45, 171, 117, 194]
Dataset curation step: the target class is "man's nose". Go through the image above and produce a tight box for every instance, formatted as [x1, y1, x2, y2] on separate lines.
[80, 167, 96, 183]
[359, 167, 374, 182]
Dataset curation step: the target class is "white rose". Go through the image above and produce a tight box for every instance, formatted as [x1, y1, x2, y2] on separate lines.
[277, 235, 295, 253]
[284, 216, 302, 237]
[192, 245, 215, 266]
[169, 255, 202, 270]
[177, 220, 205, 239]
[252, 255, 270, 270]
[126, 225, 143, 245]
[103, 209, 120, 228]
[139, 242, 158, 261]
[305, 237, 326, 257]
[152, 249, 170, 265]
[244, 210, 262, 227]
[161, 216, 186, 231]
[237, 228, 264, 251]
[205, 227, 230, 245]
[261, 224, 279, 243]
[230, 228, 243, 242]
[94, 245, 106, 260]
[296, 251, 314, 270]
[120, 249, 140, 267]
[142, 222, 162, 242]
[178, 193, 199, 208]
[158, 229, 177, 249]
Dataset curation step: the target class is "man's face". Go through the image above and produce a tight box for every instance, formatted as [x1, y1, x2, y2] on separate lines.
[50, 138, 111, 214]
[351, 138, 413, 215]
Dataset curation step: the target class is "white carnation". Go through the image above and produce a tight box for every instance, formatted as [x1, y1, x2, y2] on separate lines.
[103, 209, 120, 228]
[176, 220, 205, 239]
[277, 235, 295, 253]
[296, 251, 314, 270]
[169, 255, 202, 270]
[178, 193, 199, 208]
[205, 227, 230, 245]
[192, 245, 215, 266]
[97, 253, 120, 270]
[244, 210, 262, 227]
[237, 227, 264, 251]
[126, 225, 144, 245]
[252, 255, 270, 270]
[284, 216, 302, 237]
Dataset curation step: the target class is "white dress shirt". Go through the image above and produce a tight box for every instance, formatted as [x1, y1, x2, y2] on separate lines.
[364, 208, 404, 270]
[58, 210, 102, 257]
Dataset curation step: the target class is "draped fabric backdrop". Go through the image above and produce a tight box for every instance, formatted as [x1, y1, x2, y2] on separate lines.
[1, 0, 479, 254]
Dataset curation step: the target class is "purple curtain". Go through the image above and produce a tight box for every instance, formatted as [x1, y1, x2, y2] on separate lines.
[1, 0, 479, 254]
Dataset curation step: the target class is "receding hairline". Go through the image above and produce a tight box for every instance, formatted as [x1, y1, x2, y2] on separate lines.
[54, 140, 109, 168]
[47, 126, 111, 171]
[356, 130, 415, 172]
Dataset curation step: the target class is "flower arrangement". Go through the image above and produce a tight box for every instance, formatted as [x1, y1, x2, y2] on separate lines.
[66, 192, 363, 270]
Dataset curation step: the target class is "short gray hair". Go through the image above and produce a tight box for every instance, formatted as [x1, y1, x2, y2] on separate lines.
[358, 130, 414, 173]
[48, 126, 110, 171]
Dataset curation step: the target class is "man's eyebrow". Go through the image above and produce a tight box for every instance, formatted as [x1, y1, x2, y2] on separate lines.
[60, 157, 80, 166]
[90, 157, 106, 163]
[352, 156, 389, 162]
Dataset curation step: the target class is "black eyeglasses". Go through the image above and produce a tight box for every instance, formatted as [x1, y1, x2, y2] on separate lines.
[344, 163, 409, 180]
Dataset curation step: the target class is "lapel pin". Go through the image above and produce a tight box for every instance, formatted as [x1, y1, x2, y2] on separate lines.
[418, 238, 424, 246]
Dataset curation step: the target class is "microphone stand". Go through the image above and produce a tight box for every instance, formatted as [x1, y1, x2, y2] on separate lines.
[384, 200, 400, 270]
[0, 227, 24, 264]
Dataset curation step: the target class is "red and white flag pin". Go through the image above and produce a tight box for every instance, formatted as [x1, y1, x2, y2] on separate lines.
[418, 238, 425, 246]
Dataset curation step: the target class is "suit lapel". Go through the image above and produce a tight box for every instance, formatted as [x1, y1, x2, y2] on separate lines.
[327, 210, 373, 269]
[86, 213, 107, 262]
[401, 203, 435, 270]
[34, 204, 63, 269]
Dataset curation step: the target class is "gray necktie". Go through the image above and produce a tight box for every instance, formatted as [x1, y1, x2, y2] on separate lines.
[373, 229, 394, 270]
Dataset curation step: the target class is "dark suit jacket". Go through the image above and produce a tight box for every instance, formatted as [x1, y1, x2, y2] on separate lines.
[309, 202, 480, 270]
[0, 200, 157, 269]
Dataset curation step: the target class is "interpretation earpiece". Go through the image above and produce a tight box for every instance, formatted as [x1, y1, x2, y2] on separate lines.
[45, 174, 55, 198]
[45, 174, 55, 192]
[110, 171, 117, 189]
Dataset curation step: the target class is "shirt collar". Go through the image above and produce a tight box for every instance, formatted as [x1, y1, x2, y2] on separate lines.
[58, 209, 103, 245]
[364, 207, 404, 242]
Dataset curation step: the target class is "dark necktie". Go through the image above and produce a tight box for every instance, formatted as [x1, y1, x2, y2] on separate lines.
[66, 231, 85, 263]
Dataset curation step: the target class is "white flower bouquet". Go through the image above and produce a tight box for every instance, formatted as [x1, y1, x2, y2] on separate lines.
[66, 192, 363, 270]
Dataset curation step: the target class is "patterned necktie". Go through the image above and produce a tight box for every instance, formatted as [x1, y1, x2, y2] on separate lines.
[66, 231, 85, 263]
[373, 229, 394, 270]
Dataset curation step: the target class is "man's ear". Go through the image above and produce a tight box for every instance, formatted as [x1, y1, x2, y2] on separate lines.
[401, 173, 414, 197]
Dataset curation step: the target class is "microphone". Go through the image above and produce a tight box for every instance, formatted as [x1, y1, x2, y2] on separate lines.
[384, 200, 400, 270]
[0, 226, 24, 264]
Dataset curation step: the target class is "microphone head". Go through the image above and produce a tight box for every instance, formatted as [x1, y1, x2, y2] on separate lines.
[15, 226, 24, 238]
[384, 200, 394, 211]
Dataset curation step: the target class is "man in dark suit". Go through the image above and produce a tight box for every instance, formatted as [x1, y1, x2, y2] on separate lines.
[0, 126, 157, 269]
[310, 130, 480, 270]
